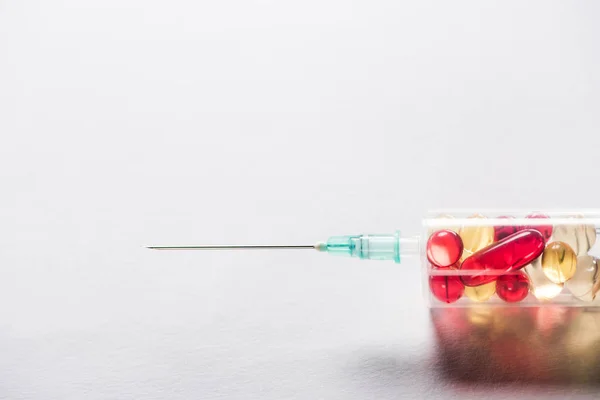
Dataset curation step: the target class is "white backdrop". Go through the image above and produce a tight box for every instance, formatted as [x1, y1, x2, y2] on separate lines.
[1, 1, 599, 399]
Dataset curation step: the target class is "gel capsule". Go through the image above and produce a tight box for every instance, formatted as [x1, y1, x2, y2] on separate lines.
[459, 214, 495, 254]
[464, 281, 496, 302]
[524, 257, 563, 300]
[542, 241, 577, 284]
[496, 273, 530, 303]
[426, 230, 463, 268]
[460, 229, 545, 287]
[565, 255, 599, 301]
[494, 216, 519, 242]
[429, 274, 465, 304]
[524, 213, 553, 241]
[552, 217, 597, 256]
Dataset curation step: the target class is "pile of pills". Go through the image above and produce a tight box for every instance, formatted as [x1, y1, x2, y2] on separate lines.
[427, 213, 598, 304]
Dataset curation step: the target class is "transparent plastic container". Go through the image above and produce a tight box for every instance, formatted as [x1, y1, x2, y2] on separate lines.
[423, 210, 600, 307]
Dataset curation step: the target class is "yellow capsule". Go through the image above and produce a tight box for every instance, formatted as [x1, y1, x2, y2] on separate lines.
[552, 215, 596, 256]
[464, 281, 496, 302]
[524, 257, 563, 300]
[542, 241, 577, 284]
[460, 248, 473, 264]
[565, 255, 599, 301]
[458, 214, 494, 254]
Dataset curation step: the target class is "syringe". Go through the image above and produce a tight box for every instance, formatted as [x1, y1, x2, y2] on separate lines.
[147, 210, 600, 307]
[147, 232, 420, 262]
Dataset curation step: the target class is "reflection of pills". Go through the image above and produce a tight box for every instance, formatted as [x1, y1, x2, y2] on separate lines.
[542, 241, 577, 284]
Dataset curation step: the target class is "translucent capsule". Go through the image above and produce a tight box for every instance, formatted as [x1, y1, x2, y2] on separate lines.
[524, 213, 553, 241]
[426, 230, 463, 268]
[552, 217, 596, 256]
[429, 274, 465, 304]
[523, 257, 563, 300]
[496, 273, 530, 303]
[460, 229, 545, 287]
[542, 241, 577, 284]
[464, 281, 496, 302]
[494, 216, 519, 242]
[565, 255, 599, 301]
[459, 214, 495, 254]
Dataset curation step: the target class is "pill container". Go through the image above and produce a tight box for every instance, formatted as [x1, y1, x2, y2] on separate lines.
[424, 210, 600, 307]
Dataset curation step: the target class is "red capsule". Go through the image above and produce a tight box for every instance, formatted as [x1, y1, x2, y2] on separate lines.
[496, 273, 530, 302]
[426, 230, 463, 268]
[460, 229, 545, 287]
[494, 216, 520, 242]
[429, 273, 465, 303]
[524, 213, 553, 241]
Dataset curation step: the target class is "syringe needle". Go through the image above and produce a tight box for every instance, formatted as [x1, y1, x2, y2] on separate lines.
[146, 244, 322, 250]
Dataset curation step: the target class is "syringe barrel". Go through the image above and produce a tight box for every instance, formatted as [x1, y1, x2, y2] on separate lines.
[422, 210, 600, 307]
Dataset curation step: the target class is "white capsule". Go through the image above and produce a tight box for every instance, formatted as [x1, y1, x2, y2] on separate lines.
[565, 255, 598, 302]
[552, 216, 596, 256]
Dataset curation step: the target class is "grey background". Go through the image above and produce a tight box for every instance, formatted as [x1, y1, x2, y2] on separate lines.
[1, 0, 600, 399]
